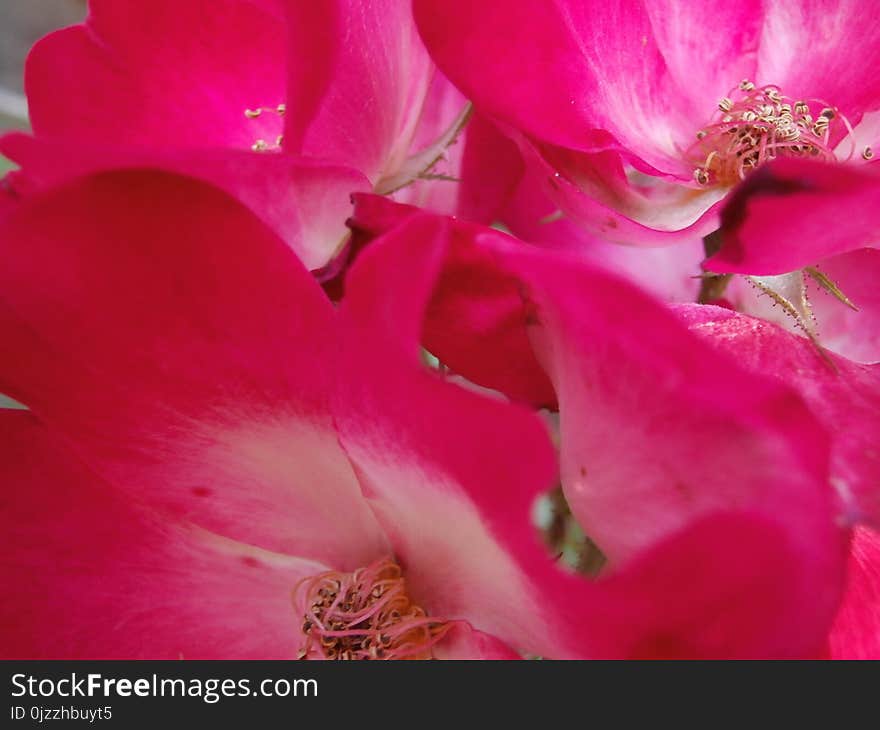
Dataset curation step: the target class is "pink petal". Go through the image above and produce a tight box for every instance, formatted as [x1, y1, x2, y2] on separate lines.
[350, 200, 840, 572]
[756, 1, 880, 121]
[416, 0, 880, 245]
[0, 170, 387, 566]
[499, 251, 835, 566]
[335, 210, 847, 658]
[335, 214, 568, 656]
[521, 138, 726, 241]
[453, 113, 526, 223]
[348, 194, 556, 407]
[26, 0, 285, 150]
[284, 0, 466, 188]
[828, 526, 880, 660]
[414, 0, 674, 170]
[0, 410, 324, 659]
[0, 132, 369, 271]
[500, 166, 705, 302]
[592, 513, 845, 659]
[677, 304, 880, 530]
[706, 159, 880, 275]
[642, 1, 761, 115]
[366, 156, 709, 305]
[413, 0, 762, 175]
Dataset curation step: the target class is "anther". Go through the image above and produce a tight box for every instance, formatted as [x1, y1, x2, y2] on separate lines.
[293, 557, 456, 660]
[863, 146, 874, 161]
[687, 83, 852, 186]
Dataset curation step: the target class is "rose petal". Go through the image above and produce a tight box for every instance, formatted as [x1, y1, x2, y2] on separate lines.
[488, 251, 832, 568]
[331, 214, 565, 656]
[643, 0, 761, 114]
[677, 303, 880, 530]
[0, 410, 323, 659]
[828, 526, 880, 660]
[27, 0, 285, 150]
[0, 170, 387, 565]
[0, 132, 369, 270]
[520, 140, 724, 240]
[335, 210, 846, 658]
[756, 1, 880, 121]
[284, 0, 462, 188]
[500, 165, 705, 302]
[348, 194, 556, 406]
[413, 0, 697, 173]
[593, 513, 845, 659]
[706, 159, 880, 276]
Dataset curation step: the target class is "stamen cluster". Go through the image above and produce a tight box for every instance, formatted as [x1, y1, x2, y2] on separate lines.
[294, 557, 453, 660]
[689, 81, 853, 187]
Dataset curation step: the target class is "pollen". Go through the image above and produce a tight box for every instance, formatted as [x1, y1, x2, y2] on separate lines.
[688, 82, 855, 187]
[293, 557, 454, 660]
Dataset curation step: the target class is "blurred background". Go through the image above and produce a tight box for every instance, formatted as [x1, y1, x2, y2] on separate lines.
[1, 0, 86, 167]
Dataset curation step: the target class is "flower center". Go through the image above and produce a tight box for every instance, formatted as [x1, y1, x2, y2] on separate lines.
[688, 80, 859, 187]
[293, 557, 453, 660]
